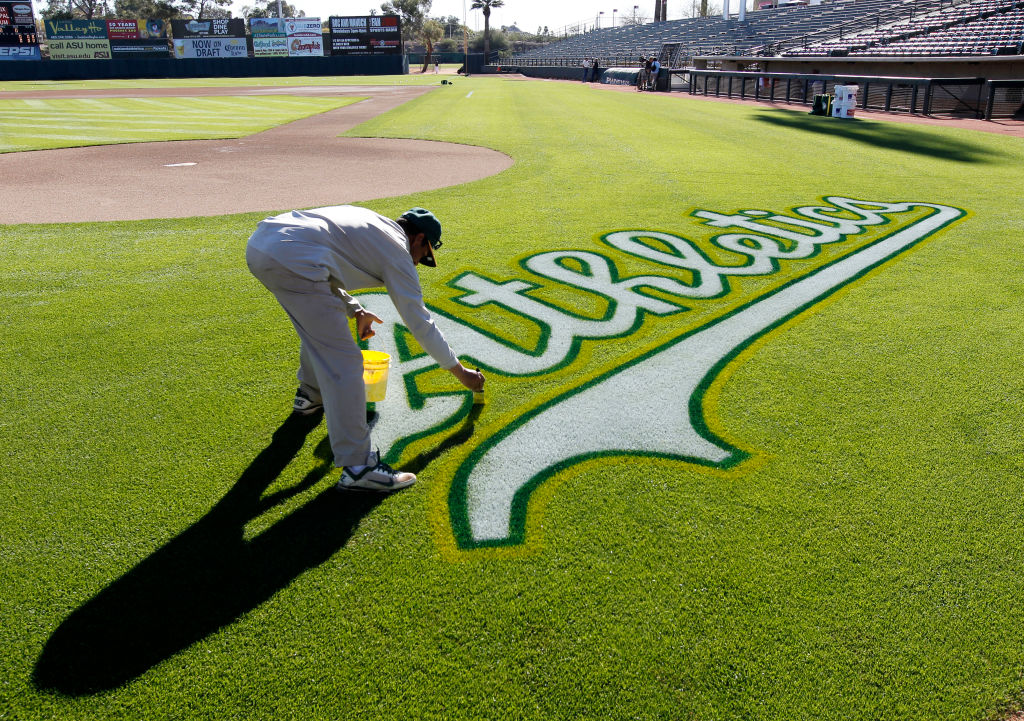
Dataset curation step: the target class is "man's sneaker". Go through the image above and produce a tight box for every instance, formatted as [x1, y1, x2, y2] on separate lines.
[292, 388, 323, 416]
[337, 450, 416, 493]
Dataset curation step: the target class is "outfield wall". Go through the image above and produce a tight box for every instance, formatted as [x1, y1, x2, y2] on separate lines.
[498, 65, 600, 82]
[0, 53, 408, 81]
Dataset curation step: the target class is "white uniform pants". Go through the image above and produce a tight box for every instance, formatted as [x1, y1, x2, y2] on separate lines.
[246, 246, 372, 467]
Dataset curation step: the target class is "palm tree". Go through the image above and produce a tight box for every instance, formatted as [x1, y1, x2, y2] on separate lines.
[470, 0, 504, 61]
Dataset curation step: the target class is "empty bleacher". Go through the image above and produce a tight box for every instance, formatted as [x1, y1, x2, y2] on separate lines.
[511, 0, 946, 65]
[782, 0, 1024, 56]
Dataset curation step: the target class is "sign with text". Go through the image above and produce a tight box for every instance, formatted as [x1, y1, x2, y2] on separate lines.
[110, 38, 169, 57]
[171, 18, 245, 39]
[172, 36, 246, 58]
[1, 1, 40, 59]
[252, 36, 288, 56]
[328, 14, 400, 55]
[285, 17, 322, 56]
[249, 17, 283, 36]
[44, 19, 107, 39]
[48, 37, 111, 59]
[284, 17, 321, 35]
[287, 34, 322, 56]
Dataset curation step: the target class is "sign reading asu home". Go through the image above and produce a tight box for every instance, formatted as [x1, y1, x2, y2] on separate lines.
[350, 197, 967, 555]
[48, 38, 111, 59]
[0, 1, 39, 60]
[44, 18, 110, 59]
[329, 15, 400, 55]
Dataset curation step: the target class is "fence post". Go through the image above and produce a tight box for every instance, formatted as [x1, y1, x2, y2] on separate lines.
[910, 84, 919, 113]
[923, 81, 932, 115]
[984, 82, 995, 121]
[885, 83, 893, 111]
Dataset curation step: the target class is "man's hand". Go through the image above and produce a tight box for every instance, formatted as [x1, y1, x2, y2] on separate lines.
[450, 363, 485, 392]
[354, 309, 383, 340]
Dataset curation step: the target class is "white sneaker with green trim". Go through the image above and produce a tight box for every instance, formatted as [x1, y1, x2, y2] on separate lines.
[337, 450, 416, 492]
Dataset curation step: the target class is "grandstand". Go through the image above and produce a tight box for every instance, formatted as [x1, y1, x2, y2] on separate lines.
[781, 0, 1024, 56]
[504, 0, 1023, 118]
[510, 0, 951, 66]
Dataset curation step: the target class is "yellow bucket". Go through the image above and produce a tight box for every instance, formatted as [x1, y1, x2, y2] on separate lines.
[361, 350, 391, 402]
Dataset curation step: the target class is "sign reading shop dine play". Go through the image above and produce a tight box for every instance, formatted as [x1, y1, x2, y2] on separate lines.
[351, 196, 967, 554]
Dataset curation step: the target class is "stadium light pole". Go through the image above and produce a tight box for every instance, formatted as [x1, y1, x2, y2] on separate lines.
[633, 5, 639, 23]
[599, 10, 604, 27]
[612, 8, 617, 26]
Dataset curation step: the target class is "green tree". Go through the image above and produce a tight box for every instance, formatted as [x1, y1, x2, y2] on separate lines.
[239, 0, 304, 17]
[418, 17, 442, 71]
[470, 0, 502, 60]
[113, 0, 180, 22]
[380, 0, 431, 51]
[41, 0, 111, 20]
[180, 0, 231, 18]
[468, 26, 507, 53]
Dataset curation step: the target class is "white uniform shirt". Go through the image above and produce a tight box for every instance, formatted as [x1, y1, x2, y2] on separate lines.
[248, 205, 458, 369]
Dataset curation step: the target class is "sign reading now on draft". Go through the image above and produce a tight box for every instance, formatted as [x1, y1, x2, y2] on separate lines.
[172, 37, 246, 59]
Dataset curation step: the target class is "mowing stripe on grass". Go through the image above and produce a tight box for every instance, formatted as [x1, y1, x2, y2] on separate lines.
[0, 95, 361, 153]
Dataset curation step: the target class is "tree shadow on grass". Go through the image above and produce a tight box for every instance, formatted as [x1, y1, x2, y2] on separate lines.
[31, 411, 386, 696]
[753, 109, 1003, 164]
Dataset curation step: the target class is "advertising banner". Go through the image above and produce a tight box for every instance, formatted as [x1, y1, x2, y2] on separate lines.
[44, 19, 107, 39]
[110, 38, 169, 57]
[171, 18, 245, 38]
[252, 35, 288, 56]
[105, 19, 140, 39]
[249, 17, 283, 36]
[48, 37, 111, 59]
[284, 18, 321, 36]
[329, 14, 400, 55]
[172, 36, 246, 58]
[287, 34, 322, 57]
[1, 1, 40, 60]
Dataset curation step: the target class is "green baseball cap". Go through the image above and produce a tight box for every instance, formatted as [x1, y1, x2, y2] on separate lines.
[400, 207, 442, 267]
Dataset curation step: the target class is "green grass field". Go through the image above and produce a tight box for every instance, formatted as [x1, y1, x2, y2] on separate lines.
[0, 71, 459, 93]
[0, 95, 361, 152]
[2, 76, 1024, 720]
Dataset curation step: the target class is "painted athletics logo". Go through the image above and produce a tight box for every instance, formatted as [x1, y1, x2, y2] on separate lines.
[357, 197, 966, 555]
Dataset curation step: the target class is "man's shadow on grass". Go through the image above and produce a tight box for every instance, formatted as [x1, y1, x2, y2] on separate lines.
[32, 406, 477, 696]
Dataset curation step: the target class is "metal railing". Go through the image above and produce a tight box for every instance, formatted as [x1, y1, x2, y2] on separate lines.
[687, 69, 997, 117]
